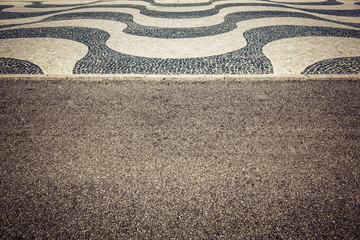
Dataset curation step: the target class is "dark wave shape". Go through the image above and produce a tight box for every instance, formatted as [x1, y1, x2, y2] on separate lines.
[0, 5, 13, 11]
[302, 57, 360, 74]
[0, 57, 43, 74]
[0, 26, 110, 47]
[0, 1, 97, 19]
[1, 25, 359, 75]
[26, 1, 102, 8]
[0, 10, 62, 20]
[35, 10, 360, 40]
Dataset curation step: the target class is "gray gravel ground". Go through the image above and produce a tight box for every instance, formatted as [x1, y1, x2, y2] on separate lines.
[0, 79, 359, 239]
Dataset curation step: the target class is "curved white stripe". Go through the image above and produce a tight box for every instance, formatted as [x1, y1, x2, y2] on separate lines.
[0, 38, 88, 75]
[3, 18, 358, 59]
[263, 37, 360, 74]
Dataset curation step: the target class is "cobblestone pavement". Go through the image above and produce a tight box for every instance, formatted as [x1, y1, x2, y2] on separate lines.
[0, 0, 359, 75]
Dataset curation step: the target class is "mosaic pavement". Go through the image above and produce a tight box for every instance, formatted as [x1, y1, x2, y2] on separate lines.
[0, 0, 359, 75]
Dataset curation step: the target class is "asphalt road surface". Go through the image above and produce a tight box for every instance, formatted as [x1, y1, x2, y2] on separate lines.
[1, 79, 360, 239]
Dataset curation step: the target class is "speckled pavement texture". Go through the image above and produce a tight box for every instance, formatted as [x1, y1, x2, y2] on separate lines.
[0, 0, 359, 75]
[1, 79, 360, 239]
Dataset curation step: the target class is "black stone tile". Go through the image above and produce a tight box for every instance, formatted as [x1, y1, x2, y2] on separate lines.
[302, 57, 360, 74]
[0, 57, 43, 74]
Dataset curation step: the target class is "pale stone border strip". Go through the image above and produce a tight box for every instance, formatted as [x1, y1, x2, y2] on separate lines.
[1, 74, 359, 82]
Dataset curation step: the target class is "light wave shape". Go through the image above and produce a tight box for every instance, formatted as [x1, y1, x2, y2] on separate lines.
[0, 38, 88, 74]
[263, 36, 360, 74]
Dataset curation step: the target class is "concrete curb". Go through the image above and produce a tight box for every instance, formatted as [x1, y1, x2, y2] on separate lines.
[0, 74, 359, 82]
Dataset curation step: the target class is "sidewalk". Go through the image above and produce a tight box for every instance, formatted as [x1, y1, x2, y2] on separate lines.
[0, 0, 359, 76]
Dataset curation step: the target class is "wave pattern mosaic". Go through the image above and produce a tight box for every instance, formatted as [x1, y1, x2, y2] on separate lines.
[0, 0, 359, 75]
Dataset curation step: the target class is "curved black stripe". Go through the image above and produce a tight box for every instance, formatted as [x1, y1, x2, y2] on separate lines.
[0, 10, 63, 20]
[0, 57, 43, 74]
[0, 26, 110, 46]
[0, 5, 14, 11]
[302, 57, 360, 74]
[26, 1, 102, 8]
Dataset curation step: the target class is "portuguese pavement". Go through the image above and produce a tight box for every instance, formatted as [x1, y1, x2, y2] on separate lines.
[0, 0, 360, 239]
[0, 0, 359, 76]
